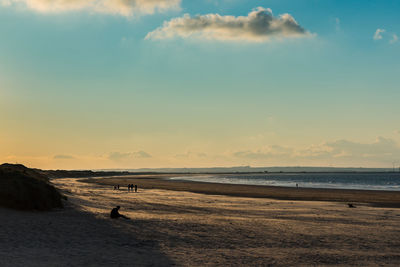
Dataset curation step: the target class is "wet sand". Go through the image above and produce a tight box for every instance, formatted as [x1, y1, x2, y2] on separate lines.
[86, 174, 400, 208]
[2, 177, 400, 266]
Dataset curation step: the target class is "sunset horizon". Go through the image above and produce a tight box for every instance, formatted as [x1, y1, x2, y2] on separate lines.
[2, 1, 400, 266]
[2, 1, 400, 170]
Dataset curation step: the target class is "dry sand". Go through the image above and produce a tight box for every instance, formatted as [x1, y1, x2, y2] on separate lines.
[1, 177, 400, 266]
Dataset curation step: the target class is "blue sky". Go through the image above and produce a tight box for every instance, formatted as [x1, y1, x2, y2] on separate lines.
[1, 0, 400, 169]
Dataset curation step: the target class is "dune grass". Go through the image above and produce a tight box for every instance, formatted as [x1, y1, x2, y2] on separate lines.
[0, 163, 64, 211]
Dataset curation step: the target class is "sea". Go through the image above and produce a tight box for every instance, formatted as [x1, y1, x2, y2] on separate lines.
[169, 172, 400, 191]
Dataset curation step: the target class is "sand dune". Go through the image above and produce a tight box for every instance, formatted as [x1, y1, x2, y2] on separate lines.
[1, 178, 400, 266]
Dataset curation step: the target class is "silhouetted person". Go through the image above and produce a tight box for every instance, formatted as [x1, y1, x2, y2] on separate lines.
[110, 206, 129, 219]
[128, 184, 130, 192]
[117, 185, 120, 190]
[135, 184, 137, 193]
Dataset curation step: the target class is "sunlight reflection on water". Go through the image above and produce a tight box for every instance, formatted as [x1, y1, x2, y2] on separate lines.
[170, 173, 400, 191]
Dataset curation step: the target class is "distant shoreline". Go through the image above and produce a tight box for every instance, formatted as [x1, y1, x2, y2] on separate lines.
[49, 170, 400, 179]
[40, 164, 400, 178]
[83, 174, 400, 208]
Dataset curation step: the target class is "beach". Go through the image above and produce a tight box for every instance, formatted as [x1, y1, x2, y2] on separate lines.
[1, 176, 400, 266]
[87, 174, 400, 208]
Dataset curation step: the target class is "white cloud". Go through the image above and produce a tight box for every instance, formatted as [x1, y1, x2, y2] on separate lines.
[373, 28, 385, 40]
[53, 154, 75, 160]
[335, 17, 340, 32]
[175, 151, 207, 158]
[146, 7, 313, 42]
[390, 34, 398, 44]
[1, 0, 180, 16]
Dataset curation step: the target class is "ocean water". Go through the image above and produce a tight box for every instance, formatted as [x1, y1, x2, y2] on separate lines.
[170, 172, 400, 191]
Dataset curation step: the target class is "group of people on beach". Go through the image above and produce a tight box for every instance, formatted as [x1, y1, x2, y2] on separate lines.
[113, 184, 138, 192]
[128, 184, 137, 192]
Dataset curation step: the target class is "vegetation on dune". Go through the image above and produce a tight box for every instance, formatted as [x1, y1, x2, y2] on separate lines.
[0, 163, 64, 211]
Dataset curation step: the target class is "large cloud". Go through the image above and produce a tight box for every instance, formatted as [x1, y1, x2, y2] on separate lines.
[233, 137, 400, 164]
[146, 7, 312, 42]
[322, 137, 399, 159]
[2, 0, 180, 16]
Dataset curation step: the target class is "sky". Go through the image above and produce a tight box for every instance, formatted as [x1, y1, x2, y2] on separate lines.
[1, 0, 400, 170]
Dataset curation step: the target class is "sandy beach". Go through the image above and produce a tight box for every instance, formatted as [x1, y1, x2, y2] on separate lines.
[1, 176, 400, 266]
[87, 174, 400, 208]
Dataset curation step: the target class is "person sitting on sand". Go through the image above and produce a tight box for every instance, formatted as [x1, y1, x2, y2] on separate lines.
[110, 206, 129, 219]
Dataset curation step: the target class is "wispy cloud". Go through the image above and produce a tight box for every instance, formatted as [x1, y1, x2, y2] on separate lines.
[373, 29, 399, 44]
[390, 34, 398, 44]
[109, 151, 152, 161]
[233, 137, 400, 163]
[53, 154, 75, 160]
[373, 28, 385, 40]
[146, 7, 313, 42]
[174, 151, 207, 158]
[335, 17, 340, 32]
[133, 150, 152, 158]
[233, 145, 293, 159]
[309, 137, 400, 160]
[1, 0, 181, 16]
